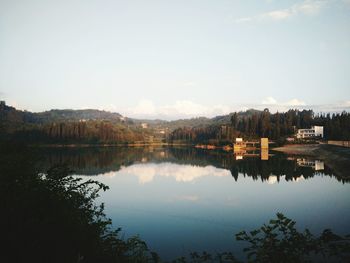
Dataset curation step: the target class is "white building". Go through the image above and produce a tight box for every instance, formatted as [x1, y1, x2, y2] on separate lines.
[296, 126, 323, 139]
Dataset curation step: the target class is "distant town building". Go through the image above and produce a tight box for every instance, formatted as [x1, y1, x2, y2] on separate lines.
[296, 126, 324, 139]
[141, 123, 148, 129]
[0, 100, 5, 107]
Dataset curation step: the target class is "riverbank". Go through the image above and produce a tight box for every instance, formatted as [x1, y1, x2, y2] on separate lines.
[273, 144, 350, 178]
[272, 144, 320, 155]
[29, 142, 193, 148]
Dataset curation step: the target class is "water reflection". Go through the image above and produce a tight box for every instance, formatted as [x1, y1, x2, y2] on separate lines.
[233, 148, 270, 161]
[120, 163, 230, 184]
[296, 158, 325, 171]
[11, 146, 350, 260]
[37, 147, 349, 184]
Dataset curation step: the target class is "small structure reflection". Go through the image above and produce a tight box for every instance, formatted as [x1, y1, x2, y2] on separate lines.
[261, 148, 269, 160]
[296, 158, 324, 171]
[233, 138, 270, 160]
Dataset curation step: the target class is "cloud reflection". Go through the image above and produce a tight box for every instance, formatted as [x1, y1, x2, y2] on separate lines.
[119, 163, 231, 184]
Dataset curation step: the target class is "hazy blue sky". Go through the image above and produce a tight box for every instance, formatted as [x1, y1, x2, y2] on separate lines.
[0, 0, 349, 119]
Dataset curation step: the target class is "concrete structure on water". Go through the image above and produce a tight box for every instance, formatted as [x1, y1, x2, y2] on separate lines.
[260, 138, 269, 149]
[233, 138, 270, 160]
[233, 137, 269, 150]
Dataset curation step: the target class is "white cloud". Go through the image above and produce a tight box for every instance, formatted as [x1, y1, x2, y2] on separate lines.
[263, 9, 293, 20]
[296, 0, 326, 15]
[236, 0, 328, 23]
[261, 97, 305, 106]
[101, 98, 350, 120]
[127, 99, 156, 115]
[119, 163, 230, 184]
[262, 96, 277, 105]
[285, 98, 306, 106]
[118, 99, 236, 119]
[161, 100, 208, 116]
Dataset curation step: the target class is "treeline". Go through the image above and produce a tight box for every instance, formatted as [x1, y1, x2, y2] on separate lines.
[314, 112, 350, 140]
[41, 121, 146, 143]
[22, 146, 348, 183]
[2, 121, 154, 144]
[169, 109, 350, 143]
[1, 103, 350, 144]
[0, 103, 161, 144]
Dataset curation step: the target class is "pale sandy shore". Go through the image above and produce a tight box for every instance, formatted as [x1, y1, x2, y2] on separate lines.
[273, 144, 320, 155]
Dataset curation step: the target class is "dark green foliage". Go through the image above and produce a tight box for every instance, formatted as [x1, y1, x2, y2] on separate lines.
[314, 112, 350, 140]
[170, 109, 350, 143]
[172, 252, 241, 263]
[0, 147, 157, 263]
[171, 213, 350, 263]
[0, 104, 151, 144]
[236, 213, 350, 263]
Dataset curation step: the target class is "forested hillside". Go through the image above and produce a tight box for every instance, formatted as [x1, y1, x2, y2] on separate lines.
[1, 102, 349, 145]
[169, 109, 350, 144]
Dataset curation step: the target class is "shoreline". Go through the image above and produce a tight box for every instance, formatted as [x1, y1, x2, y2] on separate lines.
[30, 142, 194, 148]
[272, 144, 321, 156]
[273, 144, 350, 178]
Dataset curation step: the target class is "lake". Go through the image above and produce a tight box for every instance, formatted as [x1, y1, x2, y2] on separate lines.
[37, 146, 350, 260]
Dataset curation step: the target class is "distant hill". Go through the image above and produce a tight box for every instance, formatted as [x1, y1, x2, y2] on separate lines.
[0, 102, 125, 125]
[212, 109, 263, 125]
[133, 109, 264, 130]
[0, 102, 36, 125]
[0, 101, 263, 131]
[34, 109, 124, 123]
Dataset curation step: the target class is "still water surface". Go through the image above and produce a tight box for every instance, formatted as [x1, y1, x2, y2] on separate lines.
[41, 147, 350, 260]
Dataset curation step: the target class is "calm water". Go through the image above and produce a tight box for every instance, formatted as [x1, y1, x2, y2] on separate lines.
[39, 147, 350, 260]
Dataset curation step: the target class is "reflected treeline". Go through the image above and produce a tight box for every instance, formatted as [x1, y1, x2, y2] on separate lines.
[168, 148, 346, 183]
[33, 146, 349, 183]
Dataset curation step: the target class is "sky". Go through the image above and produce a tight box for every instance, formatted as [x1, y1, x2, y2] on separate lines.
[0, 0, 349, 120]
